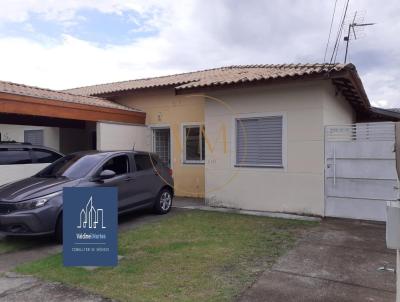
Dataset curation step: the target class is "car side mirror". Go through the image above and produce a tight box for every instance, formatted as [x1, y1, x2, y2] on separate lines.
[98, 169, 116, 180]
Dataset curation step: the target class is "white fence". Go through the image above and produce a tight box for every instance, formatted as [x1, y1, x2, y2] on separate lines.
[325, 122, 398, 221]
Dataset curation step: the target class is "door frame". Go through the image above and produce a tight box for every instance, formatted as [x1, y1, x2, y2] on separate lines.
[149, 124, 173, 169]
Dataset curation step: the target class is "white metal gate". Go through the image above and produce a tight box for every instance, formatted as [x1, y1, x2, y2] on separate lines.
[325, 122, 398, 221]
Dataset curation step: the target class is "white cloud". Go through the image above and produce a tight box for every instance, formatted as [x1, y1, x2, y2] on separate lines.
[0, 0, 398, 108]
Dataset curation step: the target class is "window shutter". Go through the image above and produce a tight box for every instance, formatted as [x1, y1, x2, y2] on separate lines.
[24, 130, 44, 146]
[236, 116, 283, 167]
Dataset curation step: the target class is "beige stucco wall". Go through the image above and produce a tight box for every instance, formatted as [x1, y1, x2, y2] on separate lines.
[115, 89, 205, 197]
[204, 80, 354, 216]
[97, 122, 151, 152]
[321, 81, 355, 125]
[0, 124, 60, 150]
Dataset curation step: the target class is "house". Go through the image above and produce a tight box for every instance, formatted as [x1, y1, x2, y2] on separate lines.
[1, 63, 399, 217]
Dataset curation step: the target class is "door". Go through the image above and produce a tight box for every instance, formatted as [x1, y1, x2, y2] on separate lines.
[325, 122, 398, 221]
[24, 130, 44, 146]
[96, 154, 135, 210]
[130, 153, 161, 207]
[152, 128, 171, 167]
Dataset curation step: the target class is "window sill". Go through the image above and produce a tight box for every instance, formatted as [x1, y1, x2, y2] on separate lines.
[183, 161, 205, 165]
[234, 164, 284, 169]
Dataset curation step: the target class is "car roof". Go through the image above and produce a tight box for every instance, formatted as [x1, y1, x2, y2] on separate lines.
[0, 142, 63, 154]
[70, 150, 156, 157]
[0, 142, 33, 148]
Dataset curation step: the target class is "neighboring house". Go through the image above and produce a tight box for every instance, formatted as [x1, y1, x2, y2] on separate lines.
[1, 63, 399, 217]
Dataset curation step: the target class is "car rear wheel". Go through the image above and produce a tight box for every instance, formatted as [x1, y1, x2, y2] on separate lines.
[55, 214, 63, 243]
[154, 188, 173, 214]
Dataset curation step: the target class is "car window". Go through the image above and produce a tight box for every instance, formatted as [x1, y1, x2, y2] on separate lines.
[32, 149, 62, 163]
[37, 153, 106, 179]
[100, 155, 130, 175]
[134, 154, 155, 171]
[0, 149, 33, 165]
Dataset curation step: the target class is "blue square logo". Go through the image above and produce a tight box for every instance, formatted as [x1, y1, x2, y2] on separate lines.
[63, 187, 118, 267]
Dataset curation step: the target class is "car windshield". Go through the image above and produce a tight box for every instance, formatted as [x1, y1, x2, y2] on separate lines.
[36, 153, 105, 179]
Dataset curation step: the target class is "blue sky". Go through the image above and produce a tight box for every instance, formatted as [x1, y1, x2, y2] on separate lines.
[0, 0, 399, 108]
[0, 9, 156, 46]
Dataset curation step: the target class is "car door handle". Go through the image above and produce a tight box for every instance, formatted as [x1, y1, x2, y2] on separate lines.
[124, 177, 135, 181]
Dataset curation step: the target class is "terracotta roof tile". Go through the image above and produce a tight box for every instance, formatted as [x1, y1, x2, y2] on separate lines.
[0, 80, 142, 112]
[63, 63, 353, 96]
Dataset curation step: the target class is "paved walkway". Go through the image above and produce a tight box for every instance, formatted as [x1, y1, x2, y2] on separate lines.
[0, 273, 112, 302]
[173, 197, 320, 221]
[238, 219, 396, 302]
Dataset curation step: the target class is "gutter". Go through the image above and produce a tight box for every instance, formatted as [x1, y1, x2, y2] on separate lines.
[370, 107, 400, 120]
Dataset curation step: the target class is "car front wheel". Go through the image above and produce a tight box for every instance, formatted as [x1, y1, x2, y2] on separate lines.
[154, 188, 173, 214]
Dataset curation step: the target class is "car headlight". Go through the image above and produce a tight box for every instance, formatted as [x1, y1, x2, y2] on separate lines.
[15, 191, 62, 211]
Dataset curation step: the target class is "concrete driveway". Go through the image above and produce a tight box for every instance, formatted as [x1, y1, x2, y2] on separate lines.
[238, 219, 395, 302]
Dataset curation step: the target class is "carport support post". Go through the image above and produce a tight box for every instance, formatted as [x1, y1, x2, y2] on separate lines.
[398, 250, 400, 302]
[396, 122, 400, 302]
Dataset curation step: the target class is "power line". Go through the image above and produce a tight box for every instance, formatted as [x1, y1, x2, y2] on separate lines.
[330, 0, 350, 63]
[329, 0, 350, 64]
[324, 0, 339, 62]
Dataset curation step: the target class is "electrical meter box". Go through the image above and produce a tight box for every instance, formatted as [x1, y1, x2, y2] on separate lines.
[387, 201, 400, 249]
[386, 122, 400, 249]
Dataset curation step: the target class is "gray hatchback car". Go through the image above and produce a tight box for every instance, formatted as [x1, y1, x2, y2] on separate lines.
[0, 150, 174, 241]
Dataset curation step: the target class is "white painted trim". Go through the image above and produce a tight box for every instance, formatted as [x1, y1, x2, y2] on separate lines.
[148, 123, 170, 129]
[181, 122, 205, 165]
[230, 111, 287, 171]
[97, 120, 146, 127]
[149, 123, 173, 169]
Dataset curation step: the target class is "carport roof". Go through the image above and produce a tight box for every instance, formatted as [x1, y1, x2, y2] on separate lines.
[0, 80, 141, 112]
[0, 80, 145, 124]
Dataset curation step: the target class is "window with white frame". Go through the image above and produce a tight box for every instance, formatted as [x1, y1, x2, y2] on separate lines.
[235, 115, 283, 167]
[183, 125, 205, 163]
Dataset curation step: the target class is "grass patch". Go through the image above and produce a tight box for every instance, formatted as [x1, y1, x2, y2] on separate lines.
[16, 210, 316, 302]
[0, 236, 49, 254]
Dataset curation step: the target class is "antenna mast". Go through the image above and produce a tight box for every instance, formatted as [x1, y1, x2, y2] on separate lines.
[343, 11, 375, 63]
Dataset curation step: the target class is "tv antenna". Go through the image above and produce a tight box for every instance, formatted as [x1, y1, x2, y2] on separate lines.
[343, 11, 375, 63]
